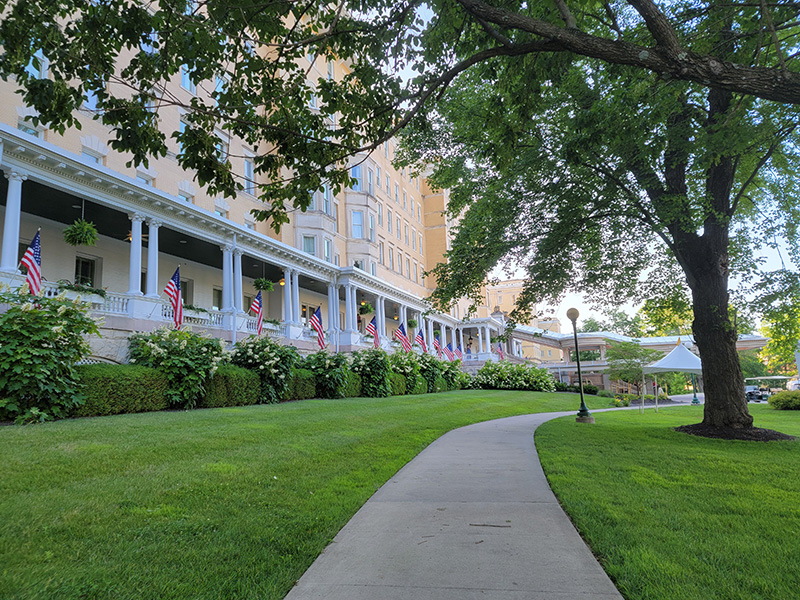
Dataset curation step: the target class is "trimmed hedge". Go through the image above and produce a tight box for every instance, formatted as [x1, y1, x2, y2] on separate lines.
[342, 370, 362, 398]
[199, 365, 260, 408]
[410, 375, 428, 395]
[389, 372, 407, 396]
[74, 364, 169, 417]
[769, 390, 800, 410]
[433, 375, 448, 393]
[283, 368, 317, 401]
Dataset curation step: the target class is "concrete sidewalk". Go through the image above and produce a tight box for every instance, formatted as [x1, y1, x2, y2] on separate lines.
[284, 411, 623, 599]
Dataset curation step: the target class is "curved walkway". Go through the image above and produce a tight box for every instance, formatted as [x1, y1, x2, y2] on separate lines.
[285, 411, 623, 599]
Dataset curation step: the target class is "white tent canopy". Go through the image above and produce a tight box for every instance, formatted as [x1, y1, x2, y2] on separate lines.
[643, 344, 703, 375]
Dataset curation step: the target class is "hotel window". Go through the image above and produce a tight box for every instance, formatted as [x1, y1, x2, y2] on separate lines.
[84, 84, 102, 112]
[327, 60, 335, 81]
[307, 190, 317, 211]
[387, 209, 393, 233]
[388, 247, 394, 270]
[377, 167, 382, 188]
[351, 165, 362, 191]
[371, 263, 376, 276]
[74, 256, 97, 287]
[413, 263, 418, 282]
[412, 228, 416, 250]
[333, 202, 339, 232]
[378, 203, 383, 226]
[136, 173, 153, 186]
[385, 175, 390, 191]
[81, 150, 101, 164]
[178, 191, 193, 203]
[334, 253, 340, 266]
[180, 65, 196, 94]
[352, 210, 364, 238]
[397, 252, 403, 273]
[215, 208, 228, 218]
[417, 203, 422, 222]
[212, 288, 223, 311]
[309, 90, 317, 108]
[214, 75, 226, 106]
[403, 191, 407, 210]
[177, 119, 188, 153]
[394, 184, 399, 203]
[384, 141, 389, 158]
[303, 235, 316, 256]
[404, 224, 409, 245]
[323, 185, 332, 215]
[324, 238, 332, 262]
[379, 242, 384, 264]
[215, 137, 228, 162]
[141, 31, 158, 55]
[369, 214, 375, 242]
[17, 120, 41, 138]
[244, 157, 255, 194]
[419, 233, 423, 254]
[396, 217, 401, 239]
[367, 169, 374, 195]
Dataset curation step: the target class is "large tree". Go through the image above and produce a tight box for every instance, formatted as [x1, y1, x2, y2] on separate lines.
[2, 0, 799, 433]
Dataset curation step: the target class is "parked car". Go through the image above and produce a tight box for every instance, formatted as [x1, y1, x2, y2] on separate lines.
[745, 385, 766, 401]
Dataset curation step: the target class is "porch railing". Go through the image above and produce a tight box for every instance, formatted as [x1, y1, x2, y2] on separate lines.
[98, 293, 129, 315]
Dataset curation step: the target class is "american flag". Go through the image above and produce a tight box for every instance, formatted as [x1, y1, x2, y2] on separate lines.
[394, 323, 412, 352]
[309, 305, 325, 349]
[164, 267, 183, 329]
[497, 342, 504, 360]
[250, 291, 263, 336]
[454, 345, 463, 360]
[20, 229, 42, 295]
[444, 342, 454, 361]
[366, 316, 379, 348]
[414, 329, 426, 353]
[433, 333, 441, 357]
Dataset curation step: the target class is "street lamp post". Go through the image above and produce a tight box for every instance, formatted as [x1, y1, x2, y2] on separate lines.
[691, 373, 700, 405]
[567, 308, 595, 424]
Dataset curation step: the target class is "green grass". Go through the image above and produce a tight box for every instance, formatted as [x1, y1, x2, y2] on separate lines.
[0, 390, 597, 600]
[536, 404, 800, 600]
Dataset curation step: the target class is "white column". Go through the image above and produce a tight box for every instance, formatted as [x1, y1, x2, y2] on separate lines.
[400, 305, 407, 326]
[282, 268, 292, 322]
[233, 249, 244, 313]
[450, 327, 457, 351]
[221, 245, 234, 311]
[484, 326, 491, 352]
[327, 284, 338, 331]
[458, 328, 464, 351]
[0, 170, 26, 272]
[478, 327, 484, 353]
[377, 296, 386, 337]
[344, 284, 354, 331]
[145, 219, 160, 297]
[127, 214, 145, 295]
[428, 319, 434, 348]
[291, 270, 300, 324]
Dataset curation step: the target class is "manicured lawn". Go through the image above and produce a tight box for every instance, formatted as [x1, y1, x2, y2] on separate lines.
[536, 404, 800, 600]
[0, 389, 596, 600]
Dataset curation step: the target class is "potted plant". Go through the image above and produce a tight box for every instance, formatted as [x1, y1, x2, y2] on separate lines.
[56, 279, 106, 305]
[253, 278, 274, 292]
[63, 219, 99, 247]
[358, 302, 374, 315]
[407, 318, 418, 328]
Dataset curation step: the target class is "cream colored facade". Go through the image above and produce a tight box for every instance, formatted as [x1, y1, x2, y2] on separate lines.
[0, 47, 509, 362]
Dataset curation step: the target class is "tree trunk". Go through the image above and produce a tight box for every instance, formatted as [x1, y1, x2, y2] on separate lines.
[687, 260, 753, 429]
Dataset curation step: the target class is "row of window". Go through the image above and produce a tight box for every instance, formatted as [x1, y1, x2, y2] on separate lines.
[350, 165, 422, 224]
[378, 242, 423, 285]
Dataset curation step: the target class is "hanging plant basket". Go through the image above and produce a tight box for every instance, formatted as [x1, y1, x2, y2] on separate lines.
[253, 278, 274, 292]
[63, 219, 98, 246]
[407, 318, 418, 328]
[358, 303, 374, 315]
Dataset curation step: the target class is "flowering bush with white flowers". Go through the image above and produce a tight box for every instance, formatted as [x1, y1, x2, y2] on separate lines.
[129, 327, 226, 408]
[228, 335, 298, 403]
[0, 284, 100, 423]
[300, 350, 349, 399]
[388, 351, 420, 379]
[472, 360, 556, 392]
[349, 349, 392, 397]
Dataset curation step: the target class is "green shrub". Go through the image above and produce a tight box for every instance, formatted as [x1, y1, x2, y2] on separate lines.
[349, 349, 391, 397]
[74, 364, 168, 417]
[611, 395, 631, 407]
[283, 368, 316, 401]
[301, 351, 349, 399]
[199, 365, 260, 408]
[410, 375, 428, 395]
[128, 327, 225, 409]
[554, 381, 570, 392]
[0, 286, 100, 423]
[583, 384, 599, 395]
[597, 389, 615, 398]
[418, 353, 446, 393]
[440, 360, 466, 390]
[472, 361, 556, 392]
[341, 369, 362, 398]
[228, 336, 299, 403]
[389, 372, 407, 396]
[388, 352, 421, 381]
[433, 375, 448, 393]
[769, 390, 800, 410]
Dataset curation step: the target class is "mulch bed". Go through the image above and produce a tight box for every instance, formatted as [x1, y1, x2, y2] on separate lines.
[675, 423, 796, 442]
